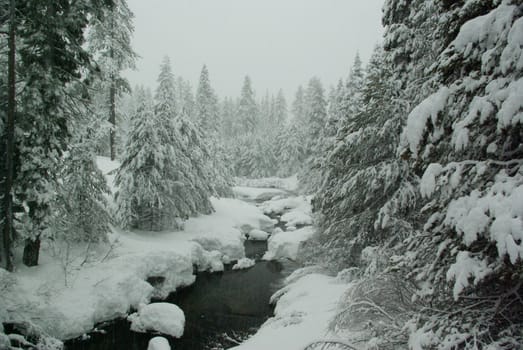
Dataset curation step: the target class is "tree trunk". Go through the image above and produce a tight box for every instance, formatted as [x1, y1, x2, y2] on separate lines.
[109, 80, 116, 161]
[109, 13, 116, 161]
[22, 237, 40, 267]
[2, 0, 16, 272]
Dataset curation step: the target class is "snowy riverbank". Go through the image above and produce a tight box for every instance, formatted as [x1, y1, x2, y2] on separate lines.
[1, 159, 332, 348]
[0, 196, 276, 341]
[230, 268, 356, 350]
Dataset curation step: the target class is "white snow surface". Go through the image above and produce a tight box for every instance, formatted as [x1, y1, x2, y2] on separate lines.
[247, 229, 269, 241]
[263, 226, 315, 261]
[233, 186, 287, 202]
[147, 336, 171, 350]
[420, 163, 444, 198]
[230, 271, 353, 350]
[128, 303, 184, 338]
[3, 195, 276, 340]
[400, 87, 450, 158]
[232, 258, 256, 270]
[235, 175, 299, 192]
[261, 195, 313, 229]
[260, 196, 307, 215]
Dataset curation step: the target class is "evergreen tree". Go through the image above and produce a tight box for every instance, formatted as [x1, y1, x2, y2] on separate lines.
[298, 77, 327, 193]
[291, 85, 306, 123]
[237, 76, 258, 134]
[116, 59, 217, 231]
[338, 54, 365, 133]
[272, 89, 288, 128]
[259, 91, 271, 132]
[384, 1, 523, 347]
[115, 88, 169, 230]
[176, 77, 195, 120]
[220, 97, 238, 139]
[10, 0, 112, 267]
[311, 45, 401, 268]
[276, 122, 304, 177]
[52, 122, 111, 247]
[303, 77, 327, 158]
[194, 65, 233, 196]
[324, 80, 344, 139]
[88, 0, 137, 161]
[195, 64, 219, 134]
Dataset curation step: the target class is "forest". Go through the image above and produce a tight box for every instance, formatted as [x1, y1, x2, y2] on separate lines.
[1, 0, 523, 349]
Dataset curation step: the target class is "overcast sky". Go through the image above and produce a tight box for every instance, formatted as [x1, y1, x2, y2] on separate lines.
[124, 0, 385, 101]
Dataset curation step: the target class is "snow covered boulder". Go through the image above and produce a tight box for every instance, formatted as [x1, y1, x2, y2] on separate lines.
[147, 337, 170, 350]
[232, 258, 256, 270]
[280, 209, 313, 228]
[248, 229, 269, 241]
[233, 186, 286, 201]
[128, 303, 184, 338]
[263, 227, 315, 261]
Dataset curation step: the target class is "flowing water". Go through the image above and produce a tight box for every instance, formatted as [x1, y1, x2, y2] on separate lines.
[64, 241, 298, 350]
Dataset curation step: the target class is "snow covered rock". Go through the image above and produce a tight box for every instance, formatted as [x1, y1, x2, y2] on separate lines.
[263, 227, 315, 261]
[147, 336, 171, 350]
[234, 175, 299, 192]
[232, 258, 256, 270]
[262, 195, 313, 229]
[128, 303, 185, 338]
[0, 333, 10, 350]
[233, 186, 286, 201]
[280, 210, 313, 228]
[248, 229, 269, 241]
[261, 196, 305, 215]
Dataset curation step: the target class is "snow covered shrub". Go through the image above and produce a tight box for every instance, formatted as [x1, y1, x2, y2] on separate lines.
[331, 273, 419, 350]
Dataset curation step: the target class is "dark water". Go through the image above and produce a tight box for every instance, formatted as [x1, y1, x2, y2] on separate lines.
[64, 242, 297, 350]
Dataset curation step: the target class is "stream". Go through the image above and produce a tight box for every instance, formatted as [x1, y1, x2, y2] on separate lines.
[65, 196, 300, 350]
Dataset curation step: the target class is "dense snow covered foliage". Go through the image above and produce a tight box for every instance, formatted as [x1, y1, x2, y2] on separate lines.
[304, 1, 523, 348]
[115, 59, 216, 230]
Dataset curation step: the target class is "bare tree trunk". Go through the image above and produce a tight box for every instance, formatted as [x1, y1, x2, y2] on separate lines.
[2, 0, 16, 272]
[109, 12, 116, 161]
[109, 80, 116, 160]
[22, 237, 40, 267]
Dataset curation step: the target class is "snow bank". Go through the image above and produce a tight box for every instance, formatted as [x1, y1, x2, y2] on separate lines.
[261, 195, 313, 229]
[247, 229, 269, 241]
[4, 195, 275, 340]
[280, 210, 313, 228]
[232, 258, 256, 270]
[230, 272, 351, 350]
[148, 337, 171, 350]
[128, 303, 184, 338]
[260, 196, 307, 216]
[263, 227, 315, 261]
[235, 175, 299, 192]
[233, 186, 287, 202]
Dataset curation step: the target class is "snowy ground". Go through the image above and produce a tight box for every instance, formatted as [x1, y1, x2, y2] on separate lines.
[230, 268, 355, 350]
[260, 195, 315, 261]
[1, 165, 330, 349]
[235, 175, 299, 193]
[0, 158, 278, 342]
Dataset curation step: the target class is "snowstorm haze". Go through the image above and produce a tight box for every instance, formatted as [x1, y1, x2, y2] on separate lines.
[125, 0, 385, 99]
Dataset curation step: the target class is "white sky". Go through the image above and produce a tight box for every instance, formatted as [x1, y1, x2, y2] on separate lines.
[124, 0, 385, 101]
